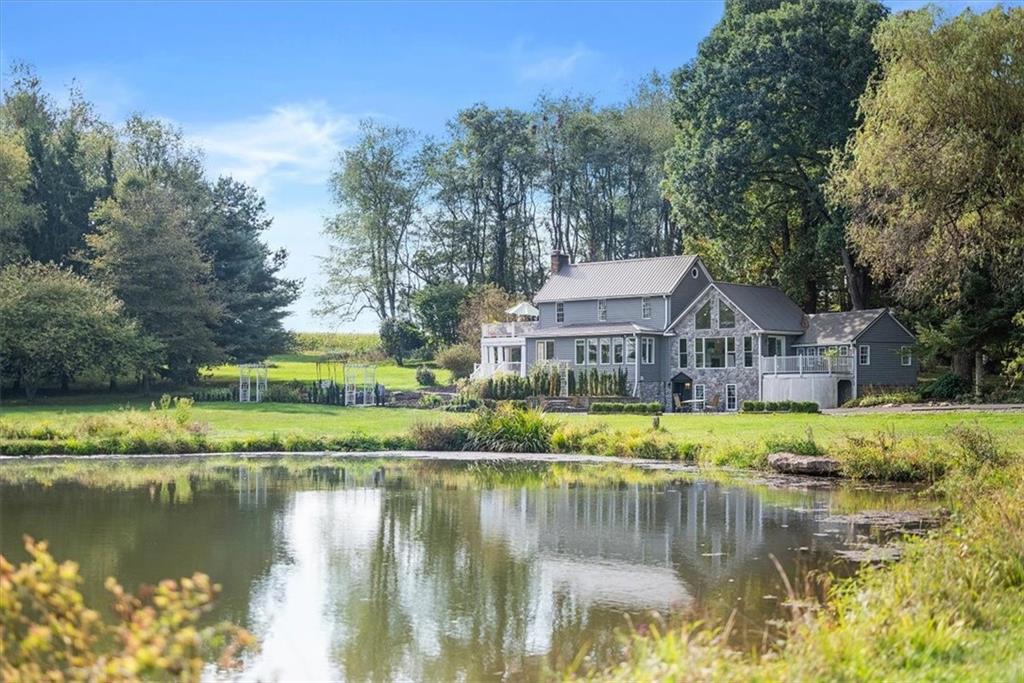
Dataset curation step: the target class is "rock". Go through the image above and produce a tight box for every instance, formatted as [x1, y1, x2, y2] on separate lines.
[767, 452, 841, 476]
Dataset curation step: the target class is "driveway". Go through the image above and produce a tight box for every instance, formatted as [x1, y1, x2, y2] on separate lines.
[825, 403, 1024, 415]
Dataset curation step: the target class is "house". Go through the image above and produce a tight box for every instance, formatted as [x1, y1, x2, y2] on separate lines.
[476, 253, 917, 410]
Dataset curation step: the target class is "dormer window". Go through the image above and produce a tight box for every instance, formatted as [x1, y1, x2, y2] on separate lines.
[597, 299, 608, 321]
[555, 302, 564, 323]
[719, 302, 736, 328]
[696, 300, 712, 329]
[641, 297, 652, 319]
[691, 267, 699, 278]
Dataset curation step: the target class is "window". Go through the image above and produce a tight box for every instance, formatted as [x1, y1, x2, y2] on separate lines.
[859, 345, 871, 366]
[691, 267, 699, 279]
[743, 336, 754, 367]
[695, 338, 727, 368]
[587, 338, 599, 365]
[766, 336, 785, 357]
[600, 337, 611, 364]
[575, 339, 586, 365]
[641, 297, 652, 319]
[641, 337, 655, 365]
[725, 384, 737, 411]
[694, 384, 705, 406]
[613, 337, 624, 364]
[696, 300, 712, 329]
[625, 337, 637, 363]
[719, 303, 736, 328]
[678, 338, 688, 368]
[901, 346, 912, 366]
[536, 340, 554, 361]
[597, 299, 608, 321]
[555, 302, 565, 323]
[726, 337, 736, 367]
[839, 346, 849, 357]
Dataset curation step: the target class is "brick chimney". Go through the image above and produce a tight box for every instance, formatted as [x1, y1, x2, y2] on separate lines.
[550, 250, 569, 274]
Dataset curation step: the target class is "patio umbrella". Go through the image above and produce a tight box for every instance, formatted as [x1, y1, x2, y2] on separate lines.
[505, 301, 539, 318]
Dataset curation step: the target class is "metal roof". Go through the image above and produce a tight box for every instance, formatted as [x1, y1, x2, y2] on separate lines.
[523, 322, 663, 338]
[714, 282, 806, 332]
[796, 309, 888, 345]
[533, 255, 699, 303]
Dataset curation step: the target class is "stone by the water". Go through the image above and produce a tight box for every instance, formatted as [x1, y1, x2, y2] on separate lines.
[767, 452, 841, 476]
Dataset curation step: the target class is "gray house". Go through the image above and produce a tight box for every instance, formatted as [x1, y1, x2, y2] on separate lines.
[476, 253, 917, 410]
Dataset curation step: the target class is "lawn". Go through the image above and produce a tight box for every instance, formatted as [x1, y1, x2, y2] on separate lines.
[2, 400, 1021, 452]
[201, 353, 452, 391]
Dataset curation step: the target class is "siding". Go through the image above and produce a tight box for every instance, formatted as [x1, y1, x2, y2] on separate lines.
[525, 332, 665, 389]
[855, 312, 918, 387]
[669, 264, 711, 322]
[537, 296, 667, 328]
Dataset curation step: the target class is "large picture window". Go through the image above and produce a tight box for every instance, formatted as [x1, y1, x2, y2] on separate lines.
[695, 300, 712, 329]
[743, 336, 754, 367]
[575, 339, 586, 365]
[719, 303, 736, 328]
[600, 338, 611, 364]
[625, 337, 637, 363]
[587, 338, 598, 365]
[613, 337, 624, 364]
[641, 337, 655, 365]
[695, 337, 729, 368]
[678, 338, 688, 368]
[536, 340, 554, 361]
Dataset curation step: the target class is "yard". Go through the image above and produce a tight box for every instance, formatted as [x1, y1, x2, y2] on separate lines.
[201, 353, 452, 391]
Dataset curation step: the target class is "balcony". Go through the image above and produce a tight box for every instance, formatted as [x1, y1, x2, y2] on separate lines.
[481, 321, 538, 338]
[761, 355, 852, 376]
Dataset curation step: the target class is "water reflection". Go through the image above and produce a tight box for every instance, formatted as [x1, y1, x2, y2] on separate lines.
[0, 460, 917, 681]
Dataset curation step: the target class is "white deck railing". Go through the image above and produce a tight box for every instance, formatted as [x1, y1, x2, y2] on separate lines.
[481, 321, 539, 338]
[761, 355, 852, 375]
[471, 361, 525, 380]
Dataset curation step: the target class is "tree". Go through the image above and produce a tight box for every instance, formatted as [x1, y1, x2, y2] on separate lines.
[666, 0, 887, 311]
[198, 178, 300, 362]
[436, 343, 478, 381]
[830, 6, 1024, 393]
[0, 127, 39, 264]
[456, 284, 519, 345]
[88, 175, 223, 384]
[320, 121, 422, 323]
[0, 263, 149, 398]
[379, 318, 425, 366]
[410, 282, 470, 348]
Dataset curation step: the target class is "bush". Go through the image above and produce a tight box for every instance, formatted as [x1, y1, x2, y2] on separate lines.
[464, 405, 555, 452]
[553, 426, 697, 461]
[845, 391, 921, 408]
[379, 318, 425, 365]
[742, 400, 817, 413]
[1, 537, 254, 679]
[409, 420, 468, 451]
[436, 343, 477, 381]
[921, 372, 972, 400]
[417, 393, 444, 408]
[835, 428, 949, 482]
[590, 402, 662, 414]
[415, 366, 436, 387]
[266, 381, 305, 403]
[742, 400, 765, 412]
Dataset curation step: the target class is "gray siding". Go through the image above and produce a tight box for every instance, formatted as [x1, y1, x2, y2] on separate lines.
[855, 312, 917, 387]
[525, 332, 665, 389]
[538, 296, 667, 328]
[669, 264, 711, 322]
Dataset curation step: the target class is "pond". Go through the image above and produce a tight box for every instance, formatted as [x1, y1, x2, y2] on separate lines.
[0, 457, 930, 681]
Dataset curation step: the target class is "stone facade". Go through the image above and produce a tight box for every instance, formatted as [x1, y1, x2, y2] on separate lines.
[669, 287, 762, 411]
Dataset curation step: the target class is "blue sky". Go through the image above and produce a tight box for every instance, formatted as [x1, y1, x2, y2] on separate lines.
[1, 0, 1010, 332]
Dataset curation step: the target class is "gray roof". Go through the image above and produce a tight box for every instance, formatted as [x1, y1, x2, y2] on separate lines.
[533, 255, 699, 303]
[796, 309, 887, 345]
[524, 322, 662, 339]
[715, 282, 806, 332]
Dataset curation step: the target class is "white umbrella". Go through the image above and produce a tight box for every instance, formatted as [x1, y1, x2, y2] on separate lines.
[505, 301, 539, 318]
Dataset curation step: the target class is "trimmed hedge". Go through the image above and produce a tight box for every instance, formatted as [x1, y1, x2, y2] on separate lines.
[590, 401, 663, 415]
[742, 400, 818, 413]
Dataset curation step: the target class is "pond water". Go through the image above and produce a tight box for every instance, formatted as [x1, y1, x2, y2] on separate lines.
[0, 457, 926, 681]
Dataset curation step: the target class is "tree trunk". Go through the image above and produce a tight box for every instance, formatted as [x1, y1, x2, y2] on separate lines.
[953, 352, 972, 381]
[840, 246, 871, 310]
[974, 350, 984, 401]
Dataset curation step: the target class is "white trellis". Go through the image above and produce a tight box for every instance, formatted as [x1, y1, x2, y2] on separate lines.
[238, 363, 268, 402]
[343, 364, 377, 407]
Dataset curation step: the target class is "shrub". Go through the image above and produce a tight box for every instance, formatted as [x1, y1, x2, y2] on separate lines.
[436, 343, 477, 381]
[464, 405, 555, 453]
[748, 400, 818, 413]
[836, 428, 949, 481]
[742, 400, 765, 412]
[921, 372, 972, 400]
[567, 428, 697, 461]
[415, 366, 436, 387]
[550, 422, 606, 453]
[1, 537, 254, 679]
[590, 402, 662, 414]
[417, 393, 444, 408]
[409, 420, 469, 451]
[266, 381, 305, 403]
[846, 391, 921, 408]
[764, 429, 824, 456]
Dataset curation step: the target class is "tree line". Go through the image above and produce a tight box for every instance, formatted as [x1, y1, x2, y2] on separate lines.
[322, 2, 1024, 392]
[1, 67, 299, 396]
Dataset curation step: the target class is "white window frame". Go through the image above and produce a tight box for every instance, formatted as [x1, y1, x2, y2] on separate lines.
[597, 299, 608, 322]
[641, 337, 655, 365]
[725, 384, 737, 412]
[694, 384, 706, 407]
[599, 337, 611, 364]
[678, 338, 688, 368]
[695, 338, 705, 368]
[719, 302, 736, 329]
[859, 345, 871, 366]
[575, 339, 586, 365]
[767, 335, 785, 357]
[695, 337, 730, 369]
[901, 346, 912, 366]
[555, 302, 565, 323]
[743, 336, 754, 368]
[839, 345, 850, 357]
[587, 338, 599, 365]
[695, 300, 712, 330]
[641, 297, 652, 320]
[613, 337, 624, 364]
[625, 337, 637, 363]
[536, 340, 554, 362]
[726, 337, 736, 368]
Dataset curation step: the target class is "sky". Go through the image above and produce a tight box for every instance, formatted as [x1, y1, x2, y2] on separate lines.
[0, 0, 1010, 332]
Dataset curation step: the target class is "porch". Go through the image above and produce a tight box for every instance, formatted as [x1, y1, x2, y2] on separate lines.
[760, 356, 854, 409]
[760, 355, 853, 376]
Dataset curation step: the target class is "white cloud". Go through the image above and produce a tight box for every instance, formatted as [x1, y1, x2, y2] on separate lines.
[508, 39, 597, 82]
[186, 102, 358, 193]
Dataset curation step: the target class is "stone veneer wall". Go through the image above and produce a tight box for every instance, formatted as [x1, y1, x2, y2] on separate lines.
[669, 287, 761, 411]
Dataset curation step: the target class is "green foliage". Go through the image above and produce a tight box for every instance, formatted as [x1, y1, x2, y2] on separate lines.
[415, 365, 436, 387]
[836, 428, 949, 482]
[411, 282, 470, 347]
[1, 537, 255, 680]
[550, 422, 696, 461]
[589, 402, 662, 415]
[742, 400, 818, 413]
[290, 332, 383, 358]
[567, 368, 629, 397]
[0, 262, 153, 398]
[409, 420, 469, 451]
[436, 343, 477, 381]
[463, 406, 556, 453]
[378, 318, 426, 365]
[921, 372, 972, 401]
[842, 391, 921, 408]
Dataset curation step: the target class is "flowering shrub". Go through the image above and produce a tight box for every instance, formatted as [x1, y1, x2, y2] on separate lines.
[1, 537, 255, 681]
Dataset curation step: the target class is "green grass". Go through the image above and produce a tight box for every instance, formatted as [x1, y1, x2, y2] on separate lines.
[200, 353, 452, 391]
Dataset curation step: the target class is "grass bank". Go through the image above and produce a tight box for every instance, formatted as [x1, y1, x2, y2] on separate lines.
[202, 353, 452, 390]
